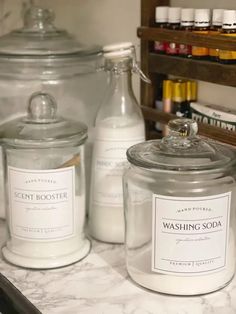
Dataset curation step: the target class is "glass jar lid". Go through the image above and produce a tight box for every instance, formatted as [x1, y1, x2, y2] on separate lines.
[0, 6, 101, 57]
[127, 119, 236, 172]
[0, 92, 87, 148]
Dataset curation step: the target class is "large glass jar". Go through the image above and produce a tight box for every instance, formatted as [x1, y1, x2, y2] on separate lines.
[0, 92, 90, 269]
[123, 118, 236, 295]
[0, 6, 106, 218]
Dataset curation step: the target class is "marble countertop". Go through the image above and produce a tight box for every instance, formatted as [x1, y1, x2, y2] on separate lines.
[0, 220, 236, 314]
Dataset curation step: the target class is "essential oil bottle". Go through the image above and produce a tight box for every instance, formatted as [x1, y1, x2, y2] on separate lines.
[172, 79, 187, 117]
[185, 80, 198, 118]
[209, 9, 223, 61]
[154, 6, 169, 54]
[179, 8, 195, 58]
[162, 79, 173, 136]
[192, 9, 211, 60]
[219, 10, 236, 64]
[166, 7, 181, 56]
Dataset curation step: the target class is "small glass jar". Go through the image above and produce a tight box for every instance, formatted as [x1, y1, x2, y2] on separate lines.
[0, 92, 90, 269]
[123, 118, 236, 295]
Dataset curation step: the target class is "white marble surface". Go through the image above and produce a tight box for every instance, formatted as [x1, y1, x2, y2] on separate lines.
[0, 220, 236, 314]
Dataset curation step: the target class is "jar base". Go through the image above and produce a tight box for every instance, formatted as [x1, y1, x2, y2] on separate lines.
[127, 267, 235, 296]
[2, 238, 91, 269]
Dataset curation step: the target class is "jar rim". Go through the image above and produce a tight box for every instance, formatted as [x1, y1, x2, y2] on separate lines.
[126, 139, 236, 173]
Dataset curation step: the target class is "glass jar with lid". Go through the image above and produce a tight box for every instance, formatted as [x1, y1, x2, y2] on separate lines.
[123, 118, 236, 295]
[0, 6, 106, 218]
[0, 92, 90, 269]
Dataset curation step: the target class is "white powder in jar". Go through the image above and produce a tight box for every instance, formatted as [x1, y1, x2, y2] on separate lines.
[3, 194, 89, 268]
[127, 228, 235, 295]
[89, 116, 145, 243]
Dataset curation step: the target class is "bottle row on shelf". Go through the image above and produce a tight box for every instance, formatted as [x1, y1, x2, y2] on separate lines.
[154, 7, 236, 63]
[155, 78, 236, 134]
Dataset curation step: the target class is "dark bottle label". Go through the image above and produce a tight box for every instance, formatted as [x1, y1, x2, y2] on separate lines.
[154, 41, 166, 53]
[166, 42, 179, 55]
[179, 43, 192, 56]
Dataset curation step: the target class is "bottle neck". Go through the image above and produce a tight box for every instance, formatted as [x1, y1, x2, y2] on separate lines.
[106, 58, 134, 95]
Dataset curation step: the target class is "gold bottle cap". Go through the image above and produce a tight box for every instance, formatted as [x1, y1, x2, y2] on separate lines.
[172, 80, 186, 102]
[191, 81, 198, 101]
[186, 81, 192, 101]
[163, 80, 173, 99]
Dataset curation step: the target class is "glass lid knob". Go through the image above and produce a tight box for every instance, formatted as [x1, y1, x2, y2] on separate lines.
[161, 118, 199, 150]
[168, 118, 198, 137]
[24, 6, 55, 31]
[27, 92, 57, 123]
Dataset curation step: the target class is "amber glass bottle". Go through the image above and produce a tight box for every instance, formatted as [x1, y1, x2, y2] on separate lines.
[209, 9, 223, 61]
[192, 9, 211, 60]
[219, 10, 236, 64]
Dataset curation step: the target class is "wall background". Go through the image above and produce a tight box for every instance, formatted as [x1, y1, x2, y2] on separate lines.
[0, 0, 235, 113]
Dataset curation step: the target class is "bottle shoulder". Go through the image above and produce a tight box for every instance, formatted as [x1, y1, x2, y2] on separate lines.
[221, 28, 236, 34]
[193, 26, 210, 31]
[168, 23, 180, 30]
[180, 25, 193, 31]
[94, 116, 145, 142]
[96, 92, 143, 123]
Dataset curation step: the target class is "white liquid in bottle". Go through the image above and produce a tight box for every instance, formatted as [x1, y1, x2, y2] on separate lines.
[90, 117, 145, 243]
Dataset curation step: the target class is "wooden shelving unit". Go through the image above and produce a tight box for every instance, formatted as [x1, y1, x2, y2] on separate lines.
[139, 0, 236, 146]
[149, 53, 236, 87]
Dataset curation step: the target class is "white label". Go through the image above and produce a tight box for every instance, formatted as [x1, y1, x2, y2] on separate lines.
[152, 193, 231, 275]
[92, 136, 144, 207]
[8, 166, 75, 241]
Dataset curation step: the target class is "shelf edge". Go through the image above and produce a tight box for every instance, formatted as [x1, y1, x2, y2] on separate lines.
[141, 106, 236, 146]
[148, 53, 236, 87]
[138, 27, 236, 50]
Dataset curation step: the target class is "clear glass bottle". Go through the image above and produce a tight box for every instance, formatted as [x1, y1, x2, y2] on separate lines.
[124, 118, 236, 296]
[89, 43, 146, 243]
[0, 92, 90, 269]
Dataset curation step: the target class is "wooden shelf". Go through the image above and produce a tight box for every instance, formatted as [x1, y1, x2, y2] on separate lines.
[138, 27, 236, 50]
[140, 0, 236, 147]
[148, 53, 236, 87]
[141, 106, 236, 146]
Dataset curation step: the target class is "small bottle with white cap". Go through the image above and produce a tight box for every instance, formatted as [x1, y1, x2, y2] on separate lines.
[179, 8, 195, 57]
[192, 9, 211, 59]
[89, 42, 146, 243]
[166, 7, 181, 55]
[219, 10, 236, 64]
[209, 9, 223, 61]
[154, 6, 169, 54]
